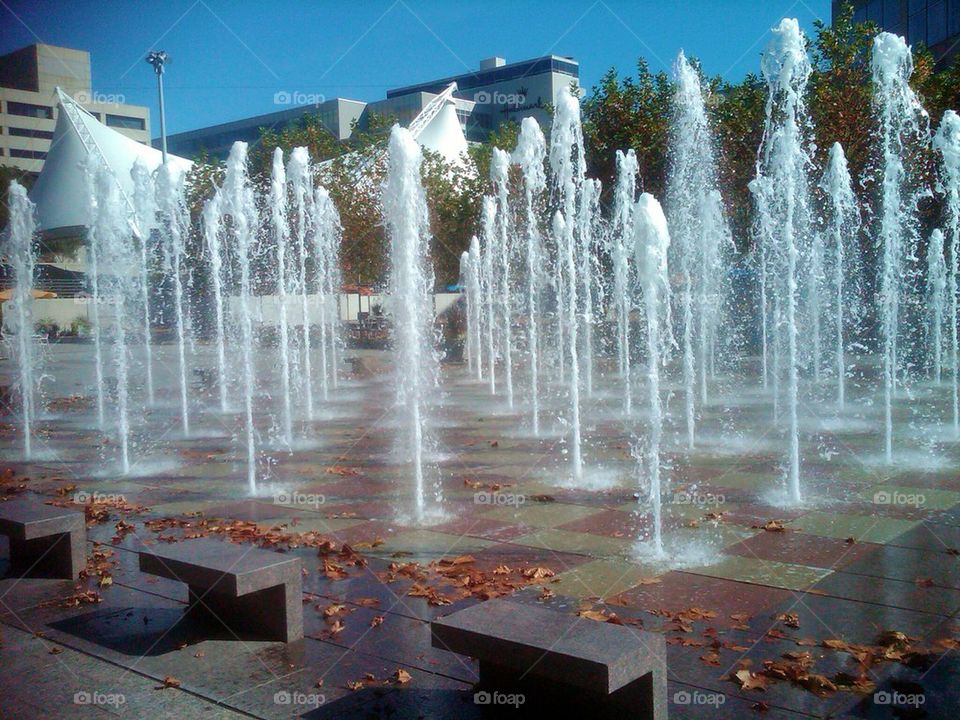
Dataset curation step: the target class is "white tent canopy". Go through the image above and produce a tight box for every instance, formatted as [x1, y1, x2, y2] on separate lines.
[29, 88, 192, 239]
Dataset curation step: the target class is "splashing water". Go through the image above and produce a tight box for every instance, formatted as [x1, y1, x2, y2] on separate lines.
[820, 142, 863, 407]
[513, 117, 547, 432]
[384, 126, 440, 520]
[872, 31, 930, 462]
[934, 110, 960, 433]
[611, 149, 638, 415]
[203, 190, 230, 413]
[130, 158, 156, 405]
[5, 181, 38, 459]
[927, 229, 947, 382]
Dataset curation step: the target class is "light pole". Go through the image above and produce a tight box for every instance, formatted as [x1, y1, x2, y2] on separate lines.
[146, 51, 169, 164]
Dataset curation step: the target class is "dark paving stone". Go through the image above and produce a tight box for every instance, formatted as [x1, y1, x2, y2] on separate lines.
[840, 543, 960, 589]
[811, 570, 960, 617]
[430, 515, 531, 542]
[725, 531, 882, 570]
[886, 522, 960, 552]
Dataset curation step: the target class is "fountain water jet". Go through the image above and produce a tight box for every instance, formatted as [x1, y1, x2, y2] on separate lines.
[202, 191, 230, 413]
[632, 193, 672, 558]
[269, 148, 294, 446]
[927, 229, 947, 382]
[513, 117, 547, 432]
[130, 159, 156, 405]
[934, 110, 960, 433]
[872, 31, 930, 462]
[480, 197, 497, 395]
[5, 181, 38, 459]
[384, 126, 440, 520]
[287, 147, 315, 420]
[491, 149, 514, 409]
[611, 149, 638, 415]
[820, 143, 862, 407]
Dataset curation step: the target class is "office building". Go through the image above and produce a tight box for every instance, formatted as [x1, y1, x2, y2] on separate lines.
[838, 0, 960, 68]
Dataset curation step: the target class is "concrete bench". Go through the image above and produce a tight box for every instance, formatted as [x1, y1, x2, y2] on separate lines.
[432, 599, 666, 718]
[139, 538, 303, 642]
[0, 498, 86, 579]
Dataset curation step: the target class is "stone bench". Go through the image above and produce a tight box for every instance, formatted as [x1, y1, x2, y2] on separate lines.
[139, 538, 303, 642]
[432, 599, 666, 718]
[0, 498, 86, 579]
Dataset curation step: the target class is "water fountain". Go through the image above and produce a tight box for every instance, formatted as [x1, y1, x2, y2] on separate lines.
[287, 147, 315, 420]
[156, 161, 191, 436]
[5, 181, 37, 459]
[480, 196, 497, 395]
[130, 159, 156, 405]
[83, 156, 107, 429]
[467, 236, 484, 381]
[221, 141, 259, 493]
[311, 185, 343, 396]
[820, 142, 862, 407]
[550, 86, 587, 480]
[667, 50, 731, 447]
[578, 178, 601, 398]
[934, 110, 960, 433]
[383, 125, 439, 520]
[872, 31, 930, 462]
[268, 148, 294, 446]
[610, 149, 638, 415]
[202, 190, 230, 413]
[927, 229, 947, 382]
[491, 148, 514, 409]
[753, 18, 815, 504]
[632, 193, 672, 558]
[513, 117, 547, 432]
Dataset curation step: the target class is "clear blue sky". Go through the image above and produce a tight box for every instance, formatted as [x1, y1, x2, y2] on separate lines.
[0, 0, 831, 136]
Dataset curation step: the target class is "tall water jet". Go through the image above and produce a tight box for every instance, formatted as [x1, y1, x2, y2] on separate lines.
[755, 18, 815, 503]
[156, 162, 191, 435]
[513, 117, 547, 432]
[310, 186, 342, 398]
[667, 50, 731, 446]
[287, 147, 315, 420]
[934, 110, 960, 433]
[222, 142, 259, 493]
[632, 194, 672, 558]
[269, 148, 294, 445]
[203, 191, 230, 413]
[927, 229, 947, 382]
[480, 196, 497, 394]
[93, 166, 136, 473]
[491, 148, 514, 408]
[611, 149, 638, 415]
[820, 143, 862, 406]
[467, 236, 484, 381]
[383, 126, 439, 520]
[83, 156, 106, 428]
[550, 86, 586, 480]
[5, 181, 38, 459]
[578, 178, 601, 398]
[872, 31, 930, 462]
[130, 159, 156, 405]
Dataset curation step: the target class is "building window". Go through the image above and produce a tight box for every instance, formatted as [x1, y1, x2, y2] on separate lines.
[6, 101, 53, 119]
[9, 148, 47, 159]
[105, 114, 145, 130]
[8, 126, 54, 140]
[910, 3, 928, 44]
[928, 0, 948, 43]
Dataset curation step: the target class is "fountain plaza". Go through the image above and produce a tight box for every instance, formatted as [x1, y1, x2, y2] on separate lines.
[1, 21, 960, 720]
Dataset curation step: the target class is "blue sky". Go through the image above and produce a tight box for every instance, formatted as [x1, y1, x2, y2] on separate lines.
[0, 0, 831, 136]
